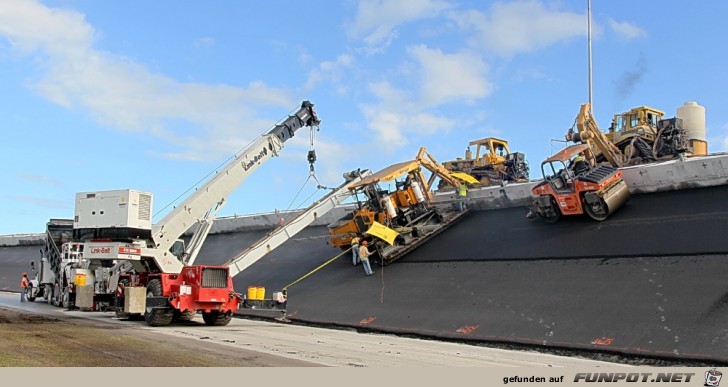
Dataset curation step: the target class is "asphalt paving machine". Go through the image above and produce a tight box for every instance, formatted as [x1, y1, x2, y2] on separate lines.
[328, 147, 471, 265]
[529, 143, 630, 223]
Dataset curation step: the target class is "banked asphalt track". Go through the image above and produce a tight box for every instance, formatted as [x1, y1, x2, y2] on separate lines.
[1, 185, 727, 363]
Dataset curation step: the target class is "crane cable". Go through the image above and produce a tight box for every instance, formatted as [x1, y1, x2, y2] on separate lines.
[281, 245, 386, 305]
[277, 122, 327, 224]
[281, 247, 351, 293]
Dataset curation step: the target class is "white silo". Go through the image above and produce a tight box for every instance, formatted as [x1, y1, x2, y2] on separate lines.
[676, 101, 707, 155]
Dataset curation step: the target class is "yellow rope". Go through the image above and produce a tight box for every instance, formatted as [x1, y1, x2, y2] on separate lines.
[282, 247, 352, 292]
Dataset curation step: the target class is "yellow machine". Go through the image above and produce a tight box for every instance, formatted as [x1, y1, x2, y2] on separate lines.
[566, 103, 690, 167]
[328, 147, 472, 265]
[439, 137, 528, 189]
[606, 106, 666, 147]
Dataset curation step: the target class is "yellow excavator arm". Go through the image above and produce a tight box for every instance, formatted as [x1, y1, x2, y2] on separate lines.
[415, 147, 475, 190]
[568, 103, 627, 168]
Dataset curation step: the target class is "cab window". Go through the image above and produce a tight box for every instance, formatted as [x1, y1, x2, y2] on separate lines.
[630, 114, 639, 128]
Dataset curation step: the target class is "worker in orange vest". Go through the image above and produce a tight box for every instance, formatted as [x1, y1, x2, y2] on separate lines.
[20, 272, 30, 302]
[358, 241, 375, 276]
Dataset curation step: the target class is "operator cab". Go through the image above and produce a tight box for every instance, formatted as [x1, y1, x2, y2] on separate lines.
[539, 144, 594, 193]
[541, 160, 572, 192]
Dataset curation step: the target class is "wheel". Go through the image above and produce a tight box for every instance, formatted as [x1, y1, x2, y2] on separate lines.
[25, 284, 36, 302]
[202, 311, 233, 326]
[144, 279, 173, 326]
[174, 310, 196, 322]
[539, 196, 561, 223]
[584, 195, 609, 221]
[51, 285, 60, 307]
[61, 288, 73, 309]
[44, 285, 52, 301]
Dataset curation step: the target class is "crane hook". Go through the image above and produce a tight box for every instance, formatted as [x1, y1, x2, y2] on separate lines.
[307, 150, 317, 175]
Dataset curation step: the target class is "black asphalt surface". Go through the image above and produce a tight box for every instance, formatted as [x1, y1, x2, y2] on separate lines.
[1, 185, 727, 363]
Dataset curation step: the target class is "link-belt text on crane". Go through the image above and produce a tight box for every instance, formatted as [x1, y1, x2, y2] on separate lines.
[241, 147, 268, 171]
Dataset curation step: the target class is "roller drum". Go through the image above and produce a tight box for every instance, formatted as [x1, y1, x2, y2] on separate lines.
[601, 180, 630, 216]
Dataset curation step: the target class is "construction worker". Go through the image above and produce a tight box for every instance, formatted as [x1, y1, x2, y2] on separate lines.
[358, 240, 375, 276]
[457, 182, 468, 212]
[571, 153, 589, 175]
[350, 234, 361, 266]
[20, 272, 29, 302]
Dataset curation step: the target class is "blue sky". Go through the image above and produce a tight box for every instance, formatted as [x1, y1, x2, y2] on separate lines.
[1, 0, 726, 234]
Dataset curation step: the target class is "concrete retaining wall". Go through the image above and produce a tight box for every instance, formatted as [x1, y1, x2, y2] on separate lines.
[621, 153, 728, 193]
[0, 234, 45, 247]
[3, 154, 727, 246]
[432, 153, 728, 211]
[199, 204, 356, 234]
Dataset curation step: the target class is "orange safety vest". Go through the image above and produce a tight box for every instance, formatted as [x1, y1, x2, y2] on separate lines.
[20, 277, 29, 288]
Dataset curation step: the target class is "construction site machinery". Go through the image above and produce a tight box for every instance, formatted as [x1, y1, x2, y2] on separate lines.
[438, 137, 529, 190]
[530, 144, 630, 223]
[29, 101, 321, 326]
[328, 147, 471, 265]
[221, 168, 372, 312]
[566, 103, 689, 167]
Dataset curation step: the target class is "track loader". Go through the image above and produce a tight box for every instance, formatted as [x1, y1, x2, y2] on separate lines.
[438, 137, 528, 189]
[566, 103, 688, 167]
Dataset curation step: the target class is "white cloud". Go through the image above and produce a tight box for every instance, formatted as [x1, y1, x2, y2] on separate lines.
[608, 18, 647, 40]
[408, 44, 492, 106]
[348, 0, 453, 49]
[304, 54, 355, 92]
[16, 173, 62, 187]
[360, 81, 455, 151]
[450, 0, 586, 57]
[0, 0, 294, 161]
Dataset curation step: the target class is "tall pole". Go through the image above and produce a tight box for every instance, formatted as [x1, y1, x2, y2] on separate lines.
[587, 0, 593, 110]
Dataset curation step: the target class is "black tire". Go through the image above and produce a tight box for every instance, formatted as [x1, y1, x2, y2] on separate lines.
[144, 279, 173, 327]
[25, 285, 36, 302]
[174, 310, 196, 322]
[44, 285, 52, 302]
[202, 311, 233, 326]
[51, 285, 60, 307]
[540, 196, 561, 223]
[62, 288, 73, 310]
[584, 195, 609, 221]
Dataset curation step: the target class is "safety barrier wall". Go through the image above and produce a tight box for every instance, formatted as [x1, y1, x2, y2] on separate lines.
[3, 154, 727, 246]
[434, 153, 728, 210]
[620, 153, 728, 193]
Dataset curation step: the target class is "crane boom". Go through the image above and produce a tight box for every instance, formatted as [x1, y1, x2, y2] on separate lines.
[224, 169, 372, 277]
[150, 101, 320, 271]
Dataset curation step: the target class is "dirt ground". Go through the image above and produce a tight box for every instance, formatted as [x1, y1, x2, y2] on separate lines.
[0, 307, 316, 367]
